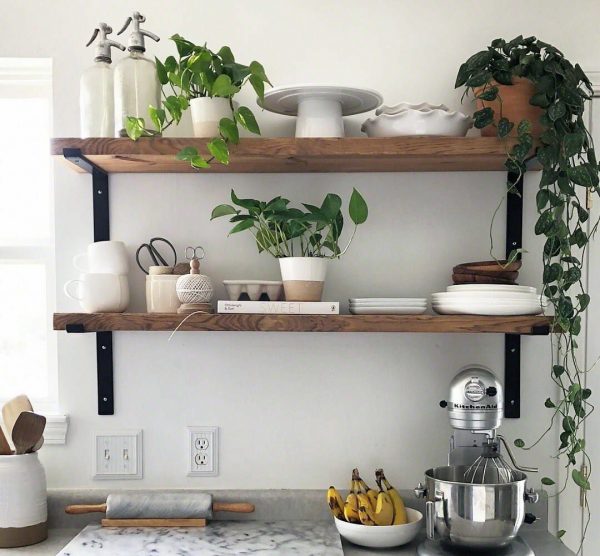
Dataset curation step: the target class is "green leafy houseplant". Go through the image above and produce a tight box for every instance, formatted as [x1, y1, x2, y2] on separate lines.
[125, 34, 271, 168]
[457, 35, 599, 540]
[211, 189, 368, 258]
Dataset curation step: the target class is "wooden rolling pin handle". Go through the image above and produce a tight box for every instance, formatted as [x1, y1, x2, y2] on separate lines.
[213, 502, 255, 513]
[65, 503, 107, 514]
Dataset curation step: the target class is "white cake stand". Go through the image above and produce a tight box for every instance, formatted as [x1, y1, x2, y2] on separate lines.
[260, 85, 383, 137]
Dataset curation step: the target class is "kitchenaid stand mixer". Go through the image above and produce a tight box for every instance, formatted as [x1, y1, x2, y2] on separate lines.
[415, 366, 539, 555]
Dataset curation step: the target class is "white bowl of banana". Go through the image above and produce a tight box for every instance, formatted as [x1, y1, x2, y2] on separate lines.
[334, 508, 422, 548]
[328, 469, 423, 548]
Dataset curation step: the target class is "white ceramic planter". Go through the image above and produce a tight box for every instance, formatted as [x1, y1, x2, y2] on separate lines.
[279, 257, 328, 301]
[190, 97, 234, 137]
[0, 453, 47, 548]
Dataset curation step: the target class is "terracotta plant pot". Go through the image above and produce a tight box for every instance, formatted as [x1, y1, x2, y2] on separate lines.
[476, 77, 544, 137]
[279, 257, 328, 302]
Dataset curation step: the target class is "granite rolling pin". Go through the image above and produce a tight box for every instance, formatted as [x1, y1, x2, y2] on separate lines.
[65, 492, 255, 527]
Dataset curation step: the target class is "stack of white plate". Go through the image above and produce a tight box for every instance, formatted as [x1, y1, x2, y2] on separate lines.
[349, 298, 427, 315]
[432, 285, 548, 316]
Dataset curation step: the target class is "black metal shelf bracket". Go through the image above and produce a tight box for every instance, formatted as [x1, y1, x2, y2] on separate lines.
[504, 172, 525, 418]
[63, 149, 114, 415]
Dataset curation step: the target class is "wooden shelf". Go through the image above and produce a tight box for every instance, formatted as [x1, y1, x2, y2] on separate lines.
[51, 137, 532, 174]
[53, 313, 552, 334]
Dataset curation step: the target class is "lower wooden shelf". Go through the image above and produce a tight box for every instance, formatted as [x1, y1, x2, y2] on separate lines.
[53, 313, 552, 334]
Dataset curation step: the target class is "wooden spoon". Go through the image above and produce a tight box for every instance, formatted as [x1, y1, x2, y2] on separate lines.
[0, 427, 12, 455]
[2, 395, 44, 451]
[12, 412, 46, 455]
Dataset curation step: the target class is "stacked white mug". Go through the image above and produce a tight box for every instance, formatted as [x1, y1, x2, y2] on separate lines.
[64, 241, 130, 313]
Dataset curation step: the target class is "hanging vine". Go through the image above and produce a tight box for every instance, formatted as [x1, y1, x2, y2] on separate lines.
[456, 35, 600, 543]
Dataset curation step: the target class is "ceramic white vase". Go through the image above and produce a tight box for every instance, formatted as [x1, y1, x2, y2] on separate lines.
[190, 97, 234, 137]
[0, 453, 47, 548]
[279, 257, 328, 302]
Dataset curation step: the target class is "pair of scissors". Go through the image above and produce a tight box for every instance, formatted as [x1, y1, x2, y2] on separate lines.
[135, 237, 177, 274]
[185, 246, 205, 261]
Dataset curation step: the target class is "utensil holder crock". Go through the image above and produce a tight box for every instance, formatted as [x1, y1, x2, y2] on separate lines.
[0, 453, 47, 547]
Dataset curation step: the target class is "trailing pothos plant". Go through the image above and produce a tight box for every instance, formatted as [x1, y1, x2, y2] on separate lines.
[457, 35, 599, 541]
[211, 189, 368, 258]
[125, 34, 271, 168]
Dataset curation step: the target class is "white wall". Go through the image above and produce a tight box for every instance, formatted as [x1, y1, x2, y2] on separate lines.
[2, 0, 600, 536]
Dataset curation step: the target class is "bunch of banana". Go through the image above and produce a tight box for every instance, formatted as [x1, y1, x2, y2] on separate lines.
[326, 468, 407, 526]
[376, 468, 408, 525]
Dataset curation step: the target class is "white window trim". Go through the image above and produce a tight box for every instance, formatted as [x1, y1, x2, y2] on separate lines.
[0, 58, 67, 443]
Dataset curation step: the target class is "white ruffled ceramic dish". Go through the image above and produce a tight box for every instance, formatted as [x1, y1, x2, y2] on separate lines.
[376, 102, 449, 115]
[223, 280, 283, 301]
[362, 109, 472, 137]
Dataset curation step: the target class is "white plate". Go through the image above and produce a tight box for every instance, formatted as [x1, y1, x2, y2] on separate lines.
[447, 284, 537, 294]
[334, 508, 423, 548]
[350, 306, 427, 315]
[350, 298, 427, 304]
[432, 297, 548, 307]
[348, 303, 427, 309]
[433, 292, 547, 301]
[350, 301, 427, 307]
[261, 85, 383, 116]
[432, 301, 544, 316]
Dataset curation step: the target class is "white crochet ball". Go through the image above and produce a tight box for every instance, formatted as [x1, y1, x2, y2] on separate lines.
[176, 274, 214, 303]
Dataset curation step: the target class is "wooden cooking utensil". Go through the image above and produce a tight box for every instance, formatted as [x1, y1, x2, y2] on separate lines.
[11, 412, 46, 455]
[2, 395, 44, 451]
[0, 427, 12, 455]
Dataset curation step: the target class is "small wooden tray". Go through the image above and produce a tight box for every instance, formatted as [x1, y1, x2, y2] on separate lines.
[101, 518, 206, 527]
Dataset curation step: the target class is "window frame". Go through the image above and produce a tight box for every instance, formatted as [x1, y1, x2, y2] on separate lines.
[0, 58, 59, 415]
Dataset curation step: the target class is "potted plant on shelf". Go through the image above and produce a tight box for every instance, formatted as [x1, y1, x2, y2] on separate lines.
[211, 189, 368, 301]
[456, 35, 599, 535]
[125, 34, 271, 168]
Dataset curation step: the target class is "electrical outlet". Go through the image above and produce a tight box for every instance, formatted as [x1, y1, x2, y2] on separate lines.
[188, 426, 218, 476]
[93, 430, 143, 480]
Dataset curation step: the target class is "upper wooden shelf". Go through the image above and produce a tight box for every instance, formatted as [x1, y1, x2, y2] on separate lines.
[53, 313, 552, 335]
[51, 137, 529, 174]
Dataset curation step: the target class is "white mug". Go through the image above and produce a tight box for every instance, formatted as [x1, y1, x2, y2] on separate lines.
[73, 241, 129, 275]
[146, 275, 180, 313]
[64, 274, 129, 313]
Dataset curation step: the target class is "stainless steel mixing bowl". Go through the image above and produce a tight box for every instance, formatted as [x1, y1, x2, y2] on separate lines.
[414, 465, 538, 549]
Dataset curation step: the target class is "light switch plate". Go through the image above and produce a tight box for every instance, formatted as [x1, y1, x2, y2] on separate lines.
[187, 426, 218, 477]
[93, 430, 143, 480]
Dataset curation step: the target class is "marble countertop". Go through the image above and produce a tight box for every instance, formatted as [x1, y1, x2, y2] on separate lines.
[0, 522, 574, 556]
[57, 521, 343, 555]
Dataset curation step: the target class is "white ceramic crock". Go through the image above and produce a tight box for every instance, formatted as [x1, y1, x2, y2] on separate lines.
[146, 275, 181, 313]
[0, 453, 48, 548]
[279, 257, 328, 302]
[190, 97, 234, 137]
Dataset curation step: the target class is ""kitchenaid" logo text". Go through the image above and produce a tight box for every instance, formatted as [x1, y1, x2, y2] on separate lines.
[452, 403, 498, 409]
